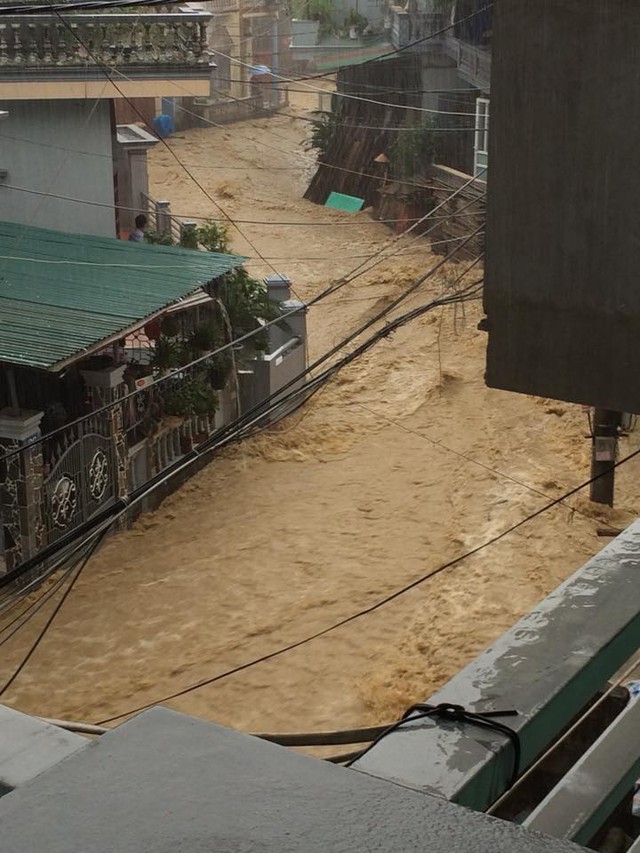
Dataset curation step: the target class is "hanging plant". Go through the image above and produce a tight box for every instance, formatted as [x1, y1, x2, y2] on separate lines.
[150, 336, 182, 372]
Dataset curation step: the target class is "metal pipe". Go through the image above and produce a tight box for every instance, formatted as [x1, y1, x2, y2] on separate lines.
[39, 716, 108, 736]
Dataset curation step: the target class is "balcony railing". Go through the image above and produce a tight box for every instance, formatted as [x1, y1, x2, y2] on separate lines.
[0, 11, 210, 70]
[443, 33, 491, 92]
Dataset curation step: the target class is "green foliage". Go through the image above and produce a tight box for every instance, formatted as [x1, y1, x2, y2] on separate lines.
[345, 9, 368, 32]
[179, 221, 230, 253]
[390, 119, 437, 180]
[184, 323, 220, 359]
[220, 268, 282, 353]
[292, 0, 335, 35]
[150, 336, 182, 371]
[164, 376, 218, 417]
[196, 221, 230, 254]
[144, 228, 174, 246]
[306, 110, 338, 158]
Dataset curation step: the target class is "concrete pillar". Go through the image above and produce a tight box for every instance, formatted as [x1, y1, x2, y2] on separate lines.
[129, 150, 150, 220]
[264, 274, 292, 303]
[80, 369, 129, 510]
[155, 200, 172, 236]
[0, 409, 44, 575]
[280, 299, 307, 343]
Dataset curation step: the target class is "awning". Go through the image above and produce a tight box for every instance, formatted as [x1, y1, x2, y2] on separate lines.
[0, 220, 246, 371]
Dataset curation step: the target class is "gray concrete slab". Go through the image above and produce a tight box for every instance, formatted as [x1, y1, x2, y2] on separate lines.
[524, 696, 640, 845]
[0, 707, 585, 853]
[352, 521, 640, 811]
[0, 704, 87, 793]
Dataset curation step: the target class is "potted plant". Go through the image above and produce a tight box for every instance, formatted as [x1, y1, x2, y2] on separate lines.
[151, 336, 182, 375]
[208, 350, 233, 390]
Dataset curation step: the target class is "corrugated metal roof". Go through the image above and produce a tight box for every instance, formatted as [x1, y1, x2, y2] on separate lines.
[0, 220, 246, 370]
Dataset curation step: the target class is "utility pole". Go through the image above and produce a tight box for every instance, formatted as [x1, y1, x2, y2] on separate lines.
[590, 409, 622, 506]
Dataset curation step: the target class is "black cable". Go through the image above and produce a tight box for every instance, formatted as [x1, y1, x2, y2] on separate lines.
[0, 0, 492, 97]
[53, 10, 286, 284]
[355, 403, 598, 524]
[0, 255, 483, 598]
[0, 526, 109, 696]
[343, 702, 520, 786]
[0, 194, 485, 471]
[0, 275, 482, 705]
[1, 252, 484, 608]
[239, 4, 494, 86]
[255, 724, 390, 747]
[0, 566, 75, 645]
[95, 415, 640, 726]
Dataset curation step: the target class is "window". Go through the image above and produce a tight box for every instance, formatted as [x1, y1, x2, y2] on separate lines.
[474, 97, 489, 179]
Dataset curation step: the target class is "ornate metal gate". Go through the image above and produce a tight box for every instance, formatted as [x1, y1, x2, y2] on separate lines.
[43, 414, 117, 545]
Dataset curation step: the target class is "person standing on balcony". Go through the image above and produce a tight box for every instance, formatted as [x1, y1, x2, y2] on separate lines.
[129, 214, 148, 243]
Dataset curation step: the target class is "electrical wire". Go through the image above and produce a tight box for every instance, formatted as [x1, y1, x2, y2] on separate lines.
[247, 3, 493, 88]
[95, 418, 640, 727]
[0, 565, 76, 648]
[0, 176, 486, 471]
[0, 182, 483, 227]
[0, 525, 109, 697]
[0, 0, 195, 14]
[0, 283, 479, 692]
[354, 403, 598, 524]
[0, 0, 491, 103]
[0, 246, 483, 603]
[207, 34, 485, 116]
[53, 9, 286, 283]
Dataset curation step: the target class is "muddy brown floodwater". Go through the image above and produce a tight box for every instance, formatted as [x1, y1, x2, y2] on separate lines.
[2, 85, 640, 741]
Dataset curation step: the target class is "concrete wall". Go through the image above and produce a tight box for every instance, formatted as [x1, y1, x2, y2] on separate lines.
[0, 99, 116, 237]
[484, 0, 640, 413]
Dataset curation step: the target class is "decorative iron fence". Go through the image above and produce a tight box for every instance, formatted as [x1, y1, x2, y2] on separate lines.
[42, 412, 117, 547]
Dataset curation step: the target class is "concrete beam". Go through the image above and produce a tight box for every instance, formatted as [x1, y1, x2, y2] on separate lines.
[351, 521, 640, 811]
[523, 696, 640, 845]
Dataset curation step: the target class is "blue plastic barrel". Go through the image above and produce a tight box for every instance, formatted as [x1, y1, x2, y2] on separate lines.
[152, 113, 175, 138]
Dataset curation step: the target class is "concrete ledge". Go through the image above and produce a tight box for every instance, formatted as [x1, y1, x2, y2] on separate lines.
[352, 520, 640, 811]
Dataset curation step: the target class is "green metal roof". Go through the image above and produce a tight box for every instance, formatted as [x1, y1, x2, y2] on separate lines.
[0, 220, 246, 371]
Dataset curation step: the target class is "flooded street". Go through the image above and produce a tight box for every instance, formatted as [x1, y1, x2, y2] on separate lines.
[2, 89, 640, 737]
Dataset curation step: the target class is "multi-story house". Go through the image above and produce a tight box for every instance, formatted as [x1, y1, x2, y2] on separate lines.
[0, 0, 212, 237]
[389, 0, 490, 179]
[0, 1, 306, 581]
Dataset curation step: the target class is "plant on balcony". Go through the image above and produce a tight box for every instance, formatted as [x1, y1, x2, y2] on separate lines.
[219, 268, 282, 354]
[184, 323, 219, 359]
[196, 222, 230, 254]
[145, 228, 174, 246]
[293, 0, 335, 36]
[345, 9, 368, 35]
[163, 376, 218, 418]
[150, 336, 182, 372]
[178, 221, 230, 252]
[390, 119, 437, 180]
[160, 315, 181, 339]
[208, 350, 233, 390]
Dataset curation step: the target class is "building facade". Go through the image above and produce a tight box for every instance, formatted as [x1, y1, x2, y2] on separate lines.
[0, 2, 212, 237]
